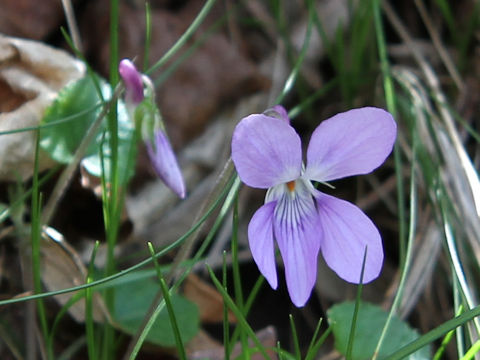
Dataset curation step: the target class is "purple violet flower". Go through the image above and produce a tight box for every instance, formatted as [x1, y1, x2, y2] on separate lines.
[118, 59, 144, 106]
[119, 58, 186, 199]
[231, 106, 397, 307]
[146, 129, 186, 199]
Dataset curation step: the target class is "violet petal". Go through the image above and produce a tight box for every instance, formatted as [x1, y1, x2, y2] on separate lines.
[231, 114, 302, 189]
[119, 59, 144, 106]
[263, 105, 290, 123]
[272, 179, 321, 307]
[146, 130, 186, 199]
[248, 201, 278, 289]
[304, 107, 396, 182]
[315, 192, 384, 283]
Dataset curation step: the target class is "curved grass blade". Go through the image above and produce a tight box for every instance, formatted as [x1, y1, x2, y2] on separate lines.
[148, 242, 186, 360]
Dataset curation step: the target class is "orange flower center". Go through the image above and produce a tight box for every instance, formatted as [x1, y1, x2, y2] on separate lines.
[286, 180, 296, 192]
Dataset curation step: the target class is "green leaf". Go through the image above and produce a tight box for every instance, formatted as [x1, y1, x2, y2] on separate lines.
[81, 100, 137, 184]
[327, 301, 430, 360]
[40, 75, 136, 183]
[110, 270, 199, 347]
[40, 76, 106, 163]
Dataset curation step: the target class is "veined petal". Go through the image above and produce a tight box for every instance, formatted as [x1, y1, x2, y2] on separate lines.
[248, 201, 278, 289]
[272, 179, 321, 307]
[304, 107, 396, 182]
[119, 59, 144, 106]
[315, 192, 383, 283]
[146, 130, 186, 199]
[232, 114, 302, 189]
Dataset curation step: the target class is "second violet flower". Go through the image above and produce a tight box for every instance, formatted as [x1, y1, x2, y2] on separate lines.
[231, 106, 397, 307]
[119, 59, 186, 199]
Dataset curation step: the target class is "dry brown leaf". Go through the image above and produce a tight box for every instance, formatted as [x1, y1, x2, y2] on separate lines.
[184, 273, 237, 324]
[0, 34, 85, 181]
[41, 226, 109, 323]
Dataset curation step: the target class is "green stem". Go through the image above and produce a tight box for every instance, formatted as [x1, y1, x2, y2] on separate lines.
[103, 0, 120, 357]
[386, 305, 480, 360]
[372, 131, 417, 359]
[0, 175, 232, 307]
[86, 241, 100, 360]
[126, 176, 239, 359]
[146, 0, 217, 74]
[222, 252, 231, 360]
[31, 133, 49, 356]
[231, 197, 248, 353]
[148, 243, 186, 360]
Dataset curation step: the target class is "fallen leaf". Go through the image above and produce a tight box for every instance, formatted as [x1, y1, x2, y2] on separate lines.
[41, 226, 109, 323]
[0, 34, 84, 181]
[184, 273, 237, 324]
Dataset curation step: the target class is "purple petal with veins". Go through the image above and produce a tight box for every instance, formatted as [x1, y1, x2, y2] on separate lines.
[231, 105, 396, 307]
[315, 192, 384, 283]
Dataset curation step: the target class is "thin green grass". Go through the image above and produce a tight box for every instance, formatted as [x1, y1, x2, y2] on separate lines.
[146, 0, 217, 75]
[1, 0, 479, 359]
[30, 134, 49, 356]
[222, 251, 231, 360]
[231, 196, 249, 354]
[103, 2, 121, 356]
[288, 314, 301, 360]
[142, 2, 152, 72]
[346, 249, 367, 360]
[86, 241, 100, 360]
[126, 176, 240, 358]
[148, 242, 187, 360]
[0, 175, 234, 309]
[386, 304, 480, 360]
[207, 264, 272, 360]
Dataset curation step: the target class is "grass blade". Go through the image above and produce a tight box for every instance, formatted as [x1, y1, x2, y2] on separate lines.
[207, 264, 271, 360]
[148, 242, 186, 360]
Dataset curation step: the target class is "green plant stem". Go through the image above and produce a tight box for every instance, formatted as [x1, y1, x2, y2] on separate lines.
[274, 5, 313, 105]
[30, 133, 49, 358]
[372, 132, 417, 359]
[229, 275, 265, 348]
[461, 340, 480, 360]
[346, 248, 367, 360]
[146, 0, 217, 75]
[207, 265, 271, 360]
[433, 305, 464, 360]
[222, 251, 231, 360]
[123, 160, 235, 358]
[231, 196, 248, 354]
[0, 105, 102, 137]
[372, 0, 406, 266]
[386, 305, 480, 360]
[289, 315, 301, 360]
[304, 327, 332, 360]
[148, 243, 186, 360]
[103, 1, 120, 356]
[143, 2, 152, 71]
[47, 292, 85, 358]
[41, 91, 118, 226]
[125, 176, 239, 360]
[86, 241, 100, 360]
